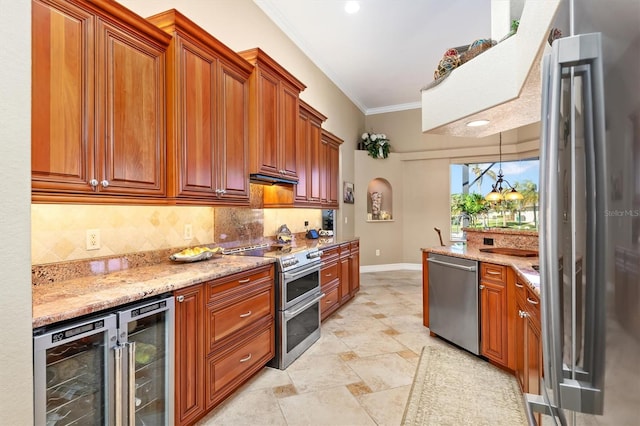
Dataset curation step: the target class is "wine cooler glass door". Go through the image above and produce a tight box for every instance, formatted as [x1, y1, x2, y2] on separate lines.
[33, 314, 118, 426]
[118, 296, 174, 426]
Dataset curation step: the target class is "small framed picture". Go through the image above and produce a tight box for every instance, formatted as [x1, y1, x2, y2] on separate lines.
[343, 182, 355, 204]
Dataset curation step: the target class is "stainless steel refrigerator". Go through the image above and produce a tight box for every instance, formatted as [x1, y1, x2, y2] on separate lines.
[527, 0, 640, 424]
[33, 295, 174, 425]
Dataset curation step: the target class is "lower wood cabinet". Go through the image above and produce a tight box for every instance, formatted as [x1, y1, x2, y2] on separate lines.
[174, 264, 274, 426]
[480, 263, 509, 366]
[320, 241, 360, 321]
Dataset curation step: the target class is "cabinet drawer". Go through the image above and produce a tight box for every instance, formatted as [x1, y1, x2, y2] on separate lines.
[207, 288, 273, 349]
[525, 288, 541, 323]
[339, 243, 350, 258]
[322, 246, 339, 263]
[321, 261, 339, 286]
[481, 263, 506, 283]
[350, 240, 359, 252]
[321, 284, 340, 320]
[207, 265, 273, 304]
[514, 278, 527, 299]
[207, 325, 274, 398]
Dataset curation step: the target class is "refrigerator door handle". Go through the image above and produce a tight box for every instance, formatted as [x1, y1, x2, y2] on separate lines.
[114, 345, 123, 426]
[128, 341, 137, 426]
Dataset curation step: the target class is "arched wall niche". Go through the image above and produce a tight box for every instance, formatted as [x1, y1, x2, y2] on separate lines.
[366, 178, 393, 221]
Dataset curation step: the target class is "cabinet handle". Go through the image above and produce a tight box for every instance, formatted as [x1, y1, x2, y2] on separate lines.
[101, 180, 109, 188]
[479, 284, 485, 290]
[486, 270, 501, 275]
[239, 353, 252, 363]
[325, 273, 332, 277]
[527, 297, 539, 305]
[326, 300, 333, 305]
[238, 278, 251, 284]
[515, 282, 524, 288]
[239, 311, 252, 318]
[177, 295, 185, 303]
[89, 179, 99, 188]
[519, 310, 529, 318]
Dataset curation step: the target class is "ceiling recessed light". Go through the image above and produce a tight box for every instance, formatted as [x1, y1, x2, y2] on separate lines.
[345, 1, 360, 14]
[466, 119, 490, 127]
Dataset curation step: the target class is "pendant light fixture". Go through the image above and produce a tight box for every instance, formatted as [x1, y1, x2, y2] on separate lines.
[485, 133, 524, 202]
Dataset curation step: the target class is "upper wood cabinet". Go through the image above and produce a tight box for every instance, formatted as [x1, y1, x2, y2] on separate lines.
[296, 100, 327, 205]
[321, 129, 343, 208]
[238, 48, 306, 182]
[32, 0, 171, 203]
[148, 10, 253, 205]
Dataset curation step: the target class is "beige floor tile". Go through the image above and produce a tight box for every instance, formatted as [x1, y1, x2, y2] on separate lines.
[346, 353, 416, 392]
[358, 385, 412, 426]
[240, 365, 293, 392]
[303, 330, 352, 356]
[196, 387, 287, 426]
[379, 314, 429, 334]
[339, 329, 410, 357]
[285, 352, 362, 393]
[278, 386, 376, 426]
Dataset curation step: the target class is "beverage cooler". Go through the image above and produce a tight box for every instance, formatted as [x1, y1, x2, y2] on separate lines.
[33, 295, 174, 425]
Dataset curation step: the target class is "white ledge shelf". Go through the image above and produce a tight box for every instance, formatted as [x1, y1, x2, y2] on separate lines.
[366, 219, 395, 223]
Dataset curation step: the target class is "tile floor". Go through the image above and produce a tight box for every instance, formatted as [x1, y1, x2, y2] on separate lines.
[197, 270, 451, 426]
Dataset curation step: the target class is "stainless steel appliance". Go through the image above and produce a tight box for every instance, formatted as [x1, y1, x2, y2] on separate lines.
[225, 243, 324, 369]
[33, 295, 174, 425]
[528, 1, 640, 424]
[427, 253, 480, 355]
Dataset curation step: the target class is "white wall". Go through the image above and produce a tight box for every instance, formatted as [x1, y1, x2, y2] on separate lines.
[0, 0, 34, 422]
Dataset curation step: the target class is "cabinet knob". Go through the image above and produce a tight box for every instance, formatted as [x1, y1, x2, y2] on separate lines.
[519, 310, 529, 318]
[101, 180, 109, 188]
[176, 295, 185, 303]
[479, 284, 485, 290]
[89, 179, 99, 188]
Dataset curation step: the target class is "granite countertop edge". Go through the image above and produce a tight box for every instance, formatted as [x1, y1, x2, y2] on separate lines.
[421, 245, 540, 294]
[32, 236, 360, 329]
[32, 256, 275, 329]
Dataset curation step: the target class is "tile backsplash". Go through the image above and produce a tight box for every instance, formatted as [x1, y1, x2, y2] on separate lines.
[31, 204, 324, 265]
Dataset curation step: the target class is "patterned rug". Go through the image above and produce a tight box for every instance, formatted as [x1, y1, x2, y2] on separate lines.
[402, 345, 527, 426]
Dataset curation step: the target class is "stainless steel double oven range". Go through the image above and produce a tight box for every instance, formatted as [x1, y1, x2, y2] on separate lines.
[224, 244, 324, 369]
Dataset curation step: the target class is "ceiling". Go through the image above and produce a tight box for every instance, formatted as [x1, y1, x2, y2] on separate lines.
[254, 0, 492, 115]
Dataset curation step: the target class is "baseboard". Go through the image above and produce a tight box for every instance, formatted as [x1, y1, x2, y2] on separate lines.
[360, 263, 421, 273]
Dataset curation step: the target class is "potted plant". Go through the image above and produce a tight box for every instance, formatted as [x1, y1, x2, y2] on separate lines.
[361, 132, 391, 159]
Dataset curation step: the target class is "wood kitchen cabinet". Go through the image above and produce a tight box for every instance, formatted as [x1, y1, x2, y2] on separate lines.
[514, 279, 543, 394]
[148, 10, 253, 205]
[320, 130, 343, 208]
[320, 241, 360, 321]
[238, 48, 306, 182]
[480, 262, 509, 366]
[296, 100, 327, 205]
[174, 264, 274, 426]
[32, 0, 171, 203]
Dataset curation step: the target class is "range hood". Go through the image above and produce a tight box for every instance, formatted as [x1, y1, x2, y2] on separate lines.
[421, 0, 561, 137]
[249, 173, 297, 185]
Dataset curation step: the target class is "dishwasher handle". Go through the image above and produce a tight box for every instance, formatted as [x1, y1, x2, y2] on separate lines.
[427, 257, 477, 272]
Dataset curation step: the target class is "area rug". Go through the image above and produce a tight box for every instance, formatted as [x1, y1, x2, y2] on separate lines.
[401, 345, 527, 426]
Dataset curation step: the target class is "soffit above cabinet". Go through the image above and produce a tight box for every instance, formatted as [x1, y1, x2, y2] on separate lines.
[421, 0, 561, 138]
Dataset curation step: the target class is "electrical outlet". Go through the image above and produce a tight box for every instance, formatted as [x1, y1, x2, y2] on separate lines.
[304, 220, 309, 227]
[375, 249, 380, 256]
[184, 224, 193, 240]
[86, 229, 100, 251]
[344, 216, 348, 224]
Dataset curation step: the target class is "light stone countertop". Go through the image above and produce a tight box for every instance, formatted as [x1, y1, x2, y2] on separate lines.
[32, 256, 275, 329]
[421, 244, 540, 294]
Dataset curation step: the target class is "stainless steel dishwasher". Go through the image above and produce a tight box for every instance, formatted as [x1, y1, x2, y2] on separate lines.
[427, 253, 479, 354]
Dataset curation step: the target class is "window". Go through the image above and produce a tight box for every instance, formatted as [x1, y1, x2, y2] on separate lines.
[450, 159, 539, 240]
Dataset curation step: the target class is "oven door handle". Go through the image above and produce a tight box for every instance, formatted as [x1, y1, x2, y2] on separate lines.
[283, 263, 321, 281]
[285, 293, 325, 318]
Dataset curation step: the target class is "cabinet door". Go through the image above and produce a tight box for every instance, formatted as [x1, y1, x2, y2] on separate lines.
[97, 19, 166, 196]
[326, 141, 340, 207]
[515, 295, 526, 391]
[481, 280, 508, 365]
[350, 248, 360, 296]
[280, 83, 299, 179]
[527, 312, 542, 396]
[32, 0, 96, 194]
[308, 118, 322, 203]
[295, 110, 310, 203]
[175, 285, 205, 426]
[175, 38, 217, 197]
[217, 62, 249, 201]
[254, 68, 279, 176]
[340, 256, 351, 303]
[319, 138, 328, 204]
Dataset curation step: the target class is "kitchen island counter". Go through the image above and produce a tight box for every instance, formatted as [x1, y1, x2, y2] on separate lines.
[32, 255, 275, 328]
[421, 244, 540, 294]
